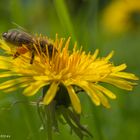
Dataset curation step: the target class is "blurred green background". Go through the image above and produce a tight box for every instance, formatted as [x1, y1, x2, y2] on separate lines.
[0, 0, 140, 140]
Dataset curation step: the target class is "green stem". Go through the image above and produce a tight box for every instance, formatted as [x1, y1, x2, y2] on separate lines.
[42, 85, 53, 140]
[45, 105, 53, 140]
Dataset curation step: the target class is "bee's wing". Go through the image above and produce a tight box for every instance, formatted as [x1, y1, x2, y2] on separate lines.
[8, 28, 34, 44]
[11, 22, 28, 32]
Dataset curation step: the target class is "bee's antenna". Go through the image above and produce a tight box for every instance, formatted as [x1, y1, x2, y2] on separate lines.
[11, 22, 27, 31]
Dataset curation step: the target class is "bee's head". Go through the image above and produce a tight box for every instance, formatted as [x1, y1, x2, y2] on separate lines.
[2, 32, 8, 40]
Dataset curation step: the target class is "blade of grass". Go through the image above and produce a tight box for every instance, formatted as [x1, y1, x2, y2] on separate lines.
[53, 0, 76, 44]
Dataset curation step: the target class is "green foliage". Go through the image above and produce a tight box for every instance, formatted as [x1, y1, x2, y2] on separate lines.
[0, 0, 140, 140]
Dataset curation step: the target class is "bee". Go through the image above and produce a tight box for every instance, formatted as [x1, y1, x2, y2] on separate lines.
[2, 29, 56, 64]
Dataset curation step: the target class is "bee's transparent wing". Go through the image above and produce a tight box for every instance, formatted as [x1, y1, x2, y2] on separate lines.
[11, 22, 27, 32]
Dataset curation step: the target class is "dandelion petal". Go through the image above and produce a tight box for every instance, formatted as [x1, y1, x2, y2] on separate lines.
[43, 82, 59, 105]
[93, 84, 116, 99]
[94, 88, 110, 108]
[72, 81, 101, 106]
[111, 72, 139, 80]
[103, 78, 136, 90]
[0, 78, 29, 90]
[23, 81, 47, 96]
[67, 86, 81, 114]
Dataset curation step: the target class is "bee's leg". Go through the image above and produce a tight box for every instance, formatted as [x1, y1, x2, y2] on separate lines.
[13, 52, 20, 58]
[30, 50, 35, 64]
[13, 46, 28, 59]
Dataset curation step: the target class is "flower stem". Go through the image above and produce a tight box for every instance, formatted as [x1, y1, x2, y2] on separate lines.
[45, 105, 53, 140]
[43, 85, 53, 140]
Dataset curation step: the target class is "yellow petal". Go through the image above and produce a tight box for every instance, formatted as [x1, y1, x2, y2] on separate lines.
[111, 72, 139, 80]
[2, 81, 32, 93]
[94, 88, 110, 108]
[23, 81, 48, 96]
[102, 78, 137, 90]
[92, 49, 99, 61]
[71, 80, 100, 106]
[0, 56, 12, 61]
[0, 56, 12, 69]
[0, 39, 11, 53]
[43, 82, 59, 105]
[112, 64, 127, 72]
[0, 72, 22, 78]
[33, 76, 51, 81]
[0, 78, 31, 90]
[105, 51, 114, 60]
[66, 86, 81, 114]
[93, 84, 116, 99]
[3, 87, 17, 93]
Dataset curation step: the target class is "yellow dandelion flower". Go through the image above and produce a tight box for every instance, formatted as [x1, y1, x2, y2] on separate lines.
[101, 0, 140, 33]
[0, 35, 138, 114]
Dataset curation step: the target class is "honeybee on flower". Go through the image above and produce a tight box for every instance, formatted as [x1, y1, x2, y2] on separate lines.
[0, 34, 138, 113]
[2, 28, 56, 64]
[0, 34, 138, 139]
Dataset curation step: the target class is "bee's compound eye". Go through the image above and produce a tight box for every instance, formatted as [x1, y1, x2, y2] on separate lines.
[2, 32, 7, 39]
